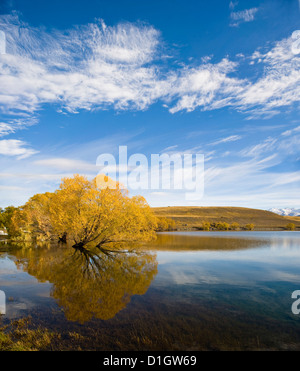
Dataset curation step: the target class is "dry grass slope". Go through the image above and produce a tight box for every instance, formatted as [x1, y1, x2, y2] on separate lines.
[153, 206, 300, 230]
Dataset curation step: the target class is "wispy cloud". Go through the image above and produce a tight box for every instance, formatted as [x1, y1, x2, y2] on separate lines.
[200, 148, 300, 208]
[167, 58, 246, 113]
[0, 13, 299, 170]
[0, 139, 38, 159]
[209, 135, 242, 146]
[0, 14, 162, 115]
[230, 8, 258, 27]
[34, 158, 98, 172]
[0, 122, 14, 136]
[229, 1, 238, 10]
[240, 126, 300, 159]
[281, 125, 300, 136]
[169, 32, 300, 118]
[0, 117, 37, 138]
[0, 14, 299, 122]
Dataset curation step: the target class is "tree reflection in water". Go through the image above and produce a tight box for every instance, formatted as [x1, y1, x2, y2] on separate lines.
[13, 244, 158, 323]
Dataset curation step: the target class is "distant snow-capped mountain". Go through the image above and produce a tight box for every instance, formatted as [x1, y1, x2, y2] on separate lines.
[269, 208, 300, 216]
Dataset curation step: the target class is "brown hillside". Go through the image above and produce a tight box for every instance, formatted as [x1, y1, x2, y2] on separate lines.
[153, 206, 300, 230]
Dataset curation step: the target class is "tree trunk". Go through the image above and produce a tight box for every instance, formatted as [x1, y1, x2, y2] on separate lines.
[58, 233, 67, 243]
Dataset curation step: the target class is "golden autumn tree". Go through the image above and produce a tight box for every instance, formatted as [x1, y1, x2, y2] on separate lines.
[8, 193, 55, 241]
[11, 174, 158, 247]
[24, 192, 54, 240]
[0, 206, 19, 236]
[156, 217, 176, 231]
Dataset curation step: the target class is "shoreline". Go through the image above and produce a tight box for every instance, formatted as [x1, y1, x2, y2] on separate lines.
[164, 227, 300, 232]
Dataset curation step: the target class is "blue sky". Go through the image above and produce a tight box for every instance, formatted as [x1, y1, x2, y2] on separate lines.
[0, 0, 299, 209]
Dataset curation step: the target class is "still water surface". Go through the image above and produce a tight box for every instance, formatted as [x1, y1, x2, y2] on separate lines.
[1, 231, 300, 350]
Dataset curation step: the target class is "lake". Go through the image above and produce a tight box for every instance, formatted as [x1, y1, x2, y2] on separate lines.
[1, 231, 300, 350]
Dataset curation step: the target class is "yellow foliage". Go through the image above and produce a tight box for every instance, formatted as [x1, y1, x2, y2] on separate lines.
[215, 222, 230, 231]
[201, 222, 211, 231]
[286, 223, 296, 231]
[230, 222, 240, 231]
[156, 217, 176, 231]
[10, 174, 158, 247]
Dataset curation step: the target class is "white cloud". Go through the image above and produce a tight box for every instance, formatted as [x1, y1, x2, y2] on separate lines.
[168, 32, 300, 118]
[201, 152, 300, 209]
[281, 125, 300, 136]
[0, 14, 162, 115]
[188, 124, 300, 209]
[240, 137, 278, 158]
[161, 145, 179, 152]
[0, 139, 38, 159]
[0, 14, 299, 126]
[34, 158, 98, 172]
[237, 36, 300, 116]
[0, 117, 37, 137]
[229, 1, 238, 10]
[209, 135, 242, 146]
[0, 122, 14, 136]
[240, 127, 300, 159]
[0, 172, 68, 181]
[230, 8, 258, 26]
[0, 184, 23, 191]
[240, 134, 300, 158]
[168, 58, 246, 113]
